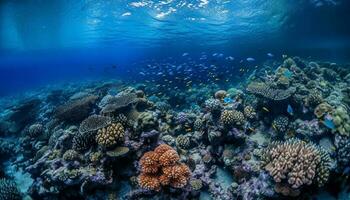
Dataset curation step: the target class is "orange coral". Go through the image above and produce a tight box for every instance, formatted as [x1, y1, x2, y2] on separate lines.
[138, 174, 161, 191]
[140, 151, 159, 173]
[159, 149, 180, 167]
[138, 144, 191, 191]
[154, 144, 173, 155]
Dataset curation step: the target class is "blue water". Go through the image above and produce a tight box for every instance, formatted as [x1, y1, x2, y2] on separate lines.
[1, 0, 350, 95]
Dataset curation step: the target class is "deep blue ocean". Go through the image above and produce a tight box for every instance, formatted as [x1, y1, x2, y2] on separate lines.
[1, 0, 350, 96]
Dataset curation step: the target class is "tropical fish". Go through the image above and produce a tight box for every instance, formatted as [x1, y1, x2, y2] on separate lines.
[287, 104, 294, 115]
[262, 107, 270, 112]
[267, 53, 274, 57]
[283, 69, 293, 78]
[246, 57, 255, 62]
[182, 52, 189, 56]
[322, 115, 335, 129]
[223, 97, 233, 104]
[225, 56, 235, 61]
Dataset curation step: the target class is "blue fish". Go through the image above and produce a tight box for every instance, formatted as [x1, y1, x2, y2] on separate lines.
[267, 53, 274, 57]
[223, 97, 233, 104]
[287, 104, 294, 115]
[246, 57, 255, 62]
[283, 69, 293, 78]
[323, 115, 335, 129]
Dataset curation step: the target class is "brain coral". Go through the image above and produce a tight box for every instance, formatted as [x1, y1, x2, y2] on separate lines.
[0, 178, 21, 200]
[138, 144, 191, 191]
[95, 123, 125, 148]
[247, 82, 295, 101]
[261, 139, 331, 196]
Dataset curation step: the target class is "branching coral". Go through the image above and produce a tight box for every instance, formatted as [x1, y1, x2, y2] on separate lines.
[95, 123, 125, 148]
[260, 139, 331, 196]
[0, 179, 21, 200]
[247, 82, 295, 101]
[138, 144, 191, 191]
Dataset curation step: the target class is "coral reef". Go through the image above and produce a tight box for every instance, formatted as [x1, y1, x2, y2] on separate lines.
[1, 57, 350, 199]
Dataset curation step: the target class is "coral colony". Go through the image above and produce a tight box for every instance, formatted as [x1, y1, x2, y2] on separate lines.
[1, 57, 350, 199]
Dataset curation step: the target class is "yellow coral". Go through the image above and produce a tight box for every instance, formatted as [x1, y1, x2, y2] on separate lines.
[95, 123, 124, 147]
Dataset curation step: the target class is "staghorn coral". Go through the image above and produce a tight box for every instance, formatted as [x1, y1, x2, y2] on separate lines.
[78, 115, 111, 134]
[332, 106, 350, 136]
[220, 110, 245, 127]
[96, 123, 125, 148]
[246, 82, 296, 101]
[138, 144, 191, 191]
[55, 95, 98, 122]
[261, 139, 331, 196]
[0, 179, 21, 200]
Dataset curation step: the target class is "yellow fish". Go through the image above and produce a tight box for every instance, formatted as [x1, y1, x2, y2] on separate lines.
[262, 107, 270, 112]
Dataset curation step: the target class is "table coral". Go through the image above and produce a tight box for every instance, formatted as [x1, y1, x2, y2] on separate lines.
[247, 82, 296, 101]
